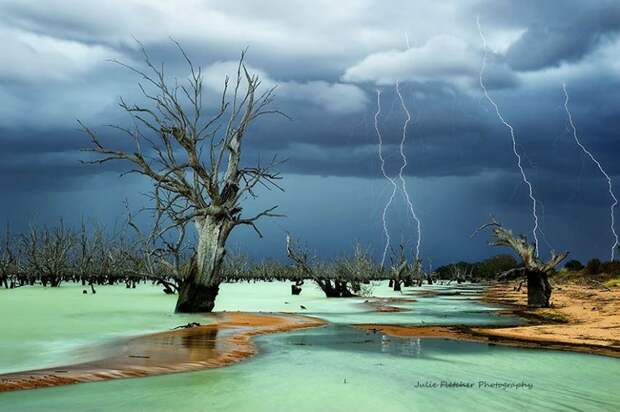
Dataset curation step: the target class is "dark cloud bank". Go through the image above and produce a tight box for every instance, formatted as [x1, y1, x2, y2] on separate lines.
[1, 0, 619, 265]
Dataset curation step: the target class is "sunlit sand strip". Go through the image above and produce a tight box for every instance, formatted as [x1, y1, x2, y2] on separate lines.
[0, 312, 326, 393]
[478, 282, 620, 356]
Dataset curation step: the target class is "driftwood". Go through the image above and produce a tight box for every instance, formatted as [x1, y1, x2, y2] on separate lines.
[172, 322, 201, 330]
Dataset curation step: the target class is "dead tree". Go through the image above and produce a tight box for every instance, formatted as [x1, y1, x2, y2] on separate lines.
[286, 234, 357, 297]
[0, 225, 18, 288]
[102, 232, 137, 289]
[81, 43, 285, 312]
[387, 244, 427, 289]
[220, 250, 250, 282]
[73, 222, 119, 293]
[72, 221, 99, 286]
[425, 267, 434, 284]
[448, 265, 466, 284]
[336, 243, 377, 294]
[389, 245, 409, 291]
[474, 219, 568, 307]
[125, 207, 189, 294]
[19, 227, 42, 286]
[20, 222, 74, 287]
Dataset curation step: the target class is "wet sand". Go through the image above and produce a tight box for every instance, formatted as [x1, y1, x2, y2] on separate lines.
[357, 281, 620, 358]
[0, 312, 326, 392]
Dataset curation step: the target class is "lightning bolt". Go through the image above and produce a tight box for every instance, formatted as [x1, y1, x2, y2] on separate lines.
[395, 81, 422, 261]
[477, 16, 540, 256]
[563, 83, 619, 260]
[375, 89, 399, 267]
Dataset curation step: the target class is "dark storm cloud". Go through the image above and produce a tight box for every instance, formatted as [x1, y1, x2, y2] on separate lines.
[505, 10, 620, 71]
[0, 128, 141, 192]
[1, 1, 619, 262]
[475, 0, 620, 71]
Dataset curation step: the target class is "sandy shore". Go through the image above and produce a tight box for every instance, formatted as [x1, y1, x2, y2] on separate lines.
[357, 281, 620, 358]
[0, 312, 326, 392]
[475, 281, 620, 355]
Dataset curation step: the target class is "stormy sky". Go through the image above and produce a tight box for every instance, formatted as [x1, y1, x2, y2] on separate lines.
[1, 0, 619, 266]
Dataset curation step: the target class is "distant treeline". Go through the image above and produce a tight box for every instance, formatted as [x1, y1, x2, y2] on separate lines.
[435, 254, 518, 281]
[0, 220, 391, 295]
[0, 221, 181, 293]
[1, 220, 531, 296]
[563, 257, 620, 276]
[436, 254, 620, 282]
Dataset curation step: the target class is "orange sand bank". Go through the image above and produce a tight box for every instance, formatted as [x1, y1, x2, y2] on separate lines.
[0, 312, 326, 392]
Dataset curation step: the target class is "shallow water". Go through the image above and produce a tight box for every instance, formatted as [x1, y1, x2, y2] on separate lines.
[216, 281, 520, 325]
[1, 281, 618, 411]
[0, 284, 203, 374]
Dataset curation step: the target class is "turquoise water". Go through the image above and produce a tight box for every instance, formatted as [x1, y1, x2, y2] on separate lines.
[1, 282, 618, 411]
[215, 282, 520, 325]
[0, 284, 203, 374]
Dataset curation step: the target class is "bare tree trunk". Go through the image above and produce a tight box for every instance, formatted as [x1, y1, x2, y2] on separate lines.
[474, 219, 567, 309]
[291, 283, 302, 295]
[336, 280, 354, 297]
[193, 217, 228, 286]
[312, 279, 354, 297]
[315, 279, 335, 297]
[527, 271, 552, 308]
[175, 219, 228, 312]
[176, 278, 220, 312]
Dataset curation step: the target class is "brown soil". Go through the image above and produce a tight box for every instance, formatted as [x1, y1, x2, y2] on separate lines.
[0, 312, 326, 393]
[475, 281, 620, 354]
